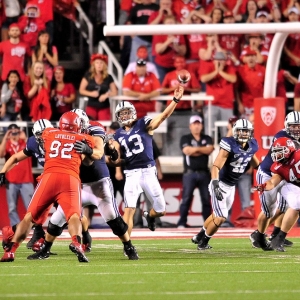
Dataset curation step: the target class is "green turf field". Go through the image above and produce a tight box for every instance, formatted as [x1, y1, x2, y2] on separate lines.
[0, 238, 300, 300]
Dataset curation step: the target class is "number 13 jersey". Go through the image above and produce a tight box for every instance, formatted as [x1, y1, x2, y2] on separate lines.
[114, 117, 155, 170]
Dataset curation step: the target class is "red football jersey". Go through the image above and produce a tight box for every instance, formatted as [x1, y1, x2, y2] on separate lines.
[270, 150, 300, 187]
[42, 128, 94, 180]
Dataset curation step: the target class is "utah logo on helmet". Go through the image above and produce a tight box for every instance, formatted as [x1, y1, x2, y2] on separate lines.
[59, 111, 81, 133]
[271, 137, 296, 162]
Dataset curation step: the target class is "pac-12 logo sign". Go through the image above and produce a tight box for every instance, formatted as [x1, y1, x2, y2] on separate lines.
[261, 107, 276, 126]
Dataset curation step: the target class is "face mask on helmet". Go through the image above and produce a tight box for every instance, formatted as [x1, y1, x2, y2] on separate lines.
[32, 119, 53, 144]
[115, 101, 137, 126]
[71, 109, 90, 133]
[271, 137, 296, 162]
[284, 112, 300, 139]
[232, 119, 253, 143]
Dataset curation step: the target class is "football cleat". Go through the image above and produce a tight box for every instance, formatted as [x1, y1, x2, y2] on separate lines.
[124, 245, 139, 260]
[143, 211, 156, 231]
[26, 226, 45, 249]
[1, 226, 14, 250]
[27, 249, 50, 260]
[269, 234, 293, 247]
[82, 231, 92, 253]
[270, 235, 286, 252]
[69, 242, 89, 263]
[197, 241, 212, 251]
[249, 230, 273, 251]
[32, 237, 45, 252]
[0, 251, 14, 262]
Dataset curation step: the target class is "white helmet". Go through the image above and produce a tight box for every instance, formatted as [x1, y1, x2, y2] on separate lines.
[232, 119, 253, 143]
[32, 119, 53, 144]
[284, 111, 300, 139]
[71, 108, 90, 133]
[115, 101, 137, 126]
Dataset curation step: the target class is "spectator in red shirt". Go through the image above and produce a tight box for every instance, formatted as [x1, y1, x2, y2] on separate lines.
[236, 49, 265, 119]
[17, 3, 46, 49]
[183, 5, 211, 62]
[122, 58, 161, 118]
[160, 55, 201, 112]
[23, 61, 51, 122]
[172, 0, 197, 23]
[0, 124, 34, 227]
[199, 51, 237, 136]
[240, 33, 269, 65]
[50, 66, 76, 121]
[199, 34, 223, 61]
[31, 0, 54, 42]
[219, 11, 244, 60]
[148, 0, 173, 25]
[79, 53, 118, 121]
[153, 15, 186, 82]
[0, 23, 31, 82]
[32, 30, 58, 83]
[254, 9, 275, 49]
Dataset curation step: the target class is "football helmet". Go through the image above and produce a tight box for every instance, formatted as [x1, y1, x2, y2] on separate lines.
[271, 137, 296, 162]
[115, 101, 137, 126]
[59, 111, 81, 133]
[32, 119, 53, 144]
[232, 119, 253, 143]
[284, 111, 300, 139]
[71, 109, 90, 133]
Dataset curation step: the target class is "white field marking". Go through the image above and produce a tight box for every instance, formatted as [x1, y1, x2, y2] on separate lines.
[2, 290, 300, 297]
[0, 269, 299, 277]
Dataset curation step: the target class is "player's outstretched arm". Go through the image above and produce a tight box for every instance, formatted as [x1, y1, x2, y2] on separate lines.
[147, 86, 184, 132]
[255, 174, 282, 192]
[0, 151, 29, 173]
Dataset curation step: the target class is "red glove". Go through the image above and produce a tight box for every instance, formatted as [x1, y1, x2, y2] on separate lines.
[252, 183, 267, 194]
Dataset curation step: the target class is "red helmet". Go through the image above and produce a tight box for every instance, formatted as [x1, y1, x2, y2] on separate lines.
[271, 137, 296, 162]
[59, 111, 81, 133]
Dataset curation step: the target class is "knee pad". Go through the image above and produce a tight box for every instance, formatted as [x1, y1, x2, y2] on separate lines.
[47, 221, 66, 237]
[107, 216, 128, 237]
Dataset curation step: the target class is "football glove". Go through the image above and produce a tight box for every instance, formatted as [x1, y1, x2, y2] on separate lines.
[211, 180, 225, 201]
[74, 140, 93, 155]
[0, 173, 6, 186]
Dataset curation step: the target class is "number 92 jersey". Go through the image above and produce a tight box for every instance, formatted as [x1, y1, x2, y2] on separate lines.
[218, 137, 259, 186]
[114, 117, 155, 170]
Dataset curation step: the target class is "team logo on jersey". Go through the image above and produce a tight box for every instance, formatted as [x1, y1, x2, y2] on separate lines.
[261, 107, 276, 126]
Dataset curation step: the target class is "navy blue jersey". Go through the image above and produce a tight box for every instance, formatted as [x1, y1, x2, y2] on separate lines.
[259, 129, 295, 176]
[114, 117, 155, 170]
[23, 136, 45, 167]
[219, 137, 259, 186]
[79, 121, 110, 183]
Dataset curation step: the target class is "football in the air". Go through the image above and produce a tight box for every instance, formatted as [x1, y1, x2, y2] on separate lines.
[177, 69, 191, 84]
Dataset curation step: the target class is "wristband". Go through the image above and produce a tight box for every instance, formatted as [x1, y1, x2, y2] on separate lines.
[173, 96, 180, 103]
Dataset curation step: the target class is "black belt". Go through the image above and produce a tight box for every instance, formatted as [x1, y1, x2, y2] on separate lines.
[185, 169, 209, 174]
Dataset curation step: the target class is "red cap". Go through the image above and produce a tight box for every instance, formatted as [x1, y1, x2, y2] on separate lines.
[223, 11, 234, 18]
[244, 49, 257, 56]
[9, 23, 20, 30]
[54, 65, 65, 73]
[90, 53, 108, 64]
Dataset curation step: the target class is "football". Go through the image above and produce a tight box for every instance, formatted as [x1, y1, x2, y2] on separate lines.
[177, 69, 191, 84]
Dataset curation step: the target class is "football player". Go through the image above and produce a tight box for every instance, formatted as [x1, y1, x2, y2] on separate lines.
[110, 86, 184, 237]
[250, 111, 300, 250]
[0, 119, 53, 250]
[191, 119, 261, 250]
[30, 109, 139, 260]
[255, 137, 299, 251]
[1, 112, 94, 262]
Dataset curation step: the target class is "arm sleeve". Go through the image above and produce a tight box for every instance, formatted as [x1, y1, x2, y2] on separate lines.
[1, 84, 12, 104]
